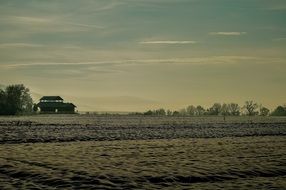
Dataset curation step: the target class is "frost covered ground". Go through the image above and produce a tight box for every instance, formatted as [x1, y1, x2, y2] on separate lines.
[0, 115, 285, 189]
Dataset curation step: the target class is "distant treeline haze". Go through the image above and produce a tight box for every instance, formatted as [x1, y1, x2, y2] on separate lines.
[0, 84, 286, 116]
[143, 102, 286, 116]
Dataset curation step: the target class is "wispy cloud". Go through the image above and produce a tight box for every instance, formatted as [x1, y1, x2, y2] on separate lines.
[63, 22, 104, 29]
[263, 3, 286, 11]
[0, 43, 44, 48]
[139, 40, 197, 44]
[1, 56, 276, 70]
[0, 43, 83, 50]
[273, 38, 286, 42]
[0, 16, 52, 24]
[0, 16, 104, 34]
[95, 1, 124, 12]
[209, 32, 247, 36]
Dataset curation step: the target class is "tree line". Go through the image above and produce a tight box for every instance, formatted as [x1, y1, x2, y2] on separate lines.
[142, 101, 286, 117]
[0, 84, 286, 116]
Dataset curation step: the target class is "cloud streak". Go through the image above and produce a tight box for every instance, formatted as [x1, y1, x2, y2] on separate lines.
[0, 16, 104, 35]
[139, 40, 197, 44]
[209, 32, 247, 36]
[273, 38, 286, 42]
[0, 56, 276, 70]
[0, 43, 44, 48]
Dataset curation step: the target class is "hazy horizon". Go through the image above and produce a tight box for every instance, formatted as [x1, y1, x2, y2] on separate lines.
[0, 0, 286, 111]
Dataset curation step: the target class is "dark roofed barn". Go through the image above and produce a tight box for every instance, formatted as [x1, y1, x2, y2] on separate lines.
[40, 96, 63, 102]
[37, 96, 76, 114]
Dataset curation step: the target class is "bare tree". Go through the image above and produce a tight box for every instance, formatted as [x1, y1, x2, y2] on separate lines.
[228, 103, 240, 116]
[166, 109, 173, 116]
[208, 103, 222, 115]
[243, 101, 259, 116]
[154, 108, 166, 116]
[221, 103, 230, 116]
[259, 106, 270, 116]
[186, 105, 196, 116]
[196, 105, 205, 116]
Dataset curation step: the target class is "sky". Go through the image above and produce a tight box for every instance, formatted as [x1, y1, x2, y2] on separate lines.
[0, 0, 286, 112]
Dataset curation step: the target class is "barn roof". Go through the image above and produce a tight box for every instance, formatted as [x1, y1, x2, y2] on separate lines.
[37, 102, 76, 108]
[40, 96, 63, 101]
[66, 103, 76, 107]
